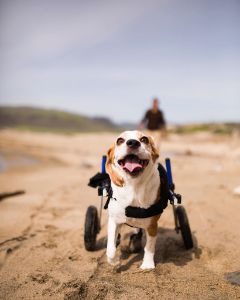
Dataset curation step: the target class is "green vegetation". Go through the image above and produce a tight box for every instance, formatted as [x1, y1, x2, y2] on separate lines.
[0, 106, 121, 133]
[171, 123, 240, 135]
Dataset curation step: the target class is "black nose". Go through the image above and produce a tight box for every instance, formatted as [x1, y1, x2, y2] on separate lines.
[126, 139, 141, 149]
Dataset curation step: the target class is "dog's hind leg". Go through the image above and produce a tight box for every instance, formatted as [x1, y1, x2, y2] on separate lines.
[106, 217, 120, 265]
[129, 228, 143, 253]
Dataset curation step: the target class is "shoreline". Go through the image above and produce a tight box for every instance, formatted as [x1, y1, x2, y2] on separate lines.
[0, 129, 239, 299]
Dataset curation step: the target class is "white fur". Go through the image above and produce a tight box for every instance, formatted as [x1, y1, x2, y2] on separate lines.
[106, 131, 160, 269]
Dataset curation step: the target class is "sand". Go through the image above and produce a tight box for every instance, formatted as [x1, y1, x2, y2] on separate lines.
[0, 129, 240, 299]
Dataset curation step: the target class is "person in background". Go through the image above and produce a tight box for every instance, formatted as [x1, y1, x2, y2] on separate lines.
[139, 98, 166, 149]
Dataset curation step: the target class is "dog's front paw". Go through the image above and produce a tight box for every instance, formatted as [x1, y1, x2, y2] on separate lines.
[107, 255, 120, 266]
[140, 261, 155, 270]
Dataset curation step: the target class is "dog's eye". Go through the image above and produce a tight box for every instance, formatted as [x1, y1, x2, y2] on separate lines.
[116, 137, 125, 145]
[140, 136, 149, 144]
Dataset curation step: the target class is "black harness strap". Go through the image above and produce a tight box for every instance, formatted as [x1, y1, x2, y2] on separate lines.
[104, 186, 118, 209]
[125, 163, 169, 218]
[88, 163, 169, 218]
[125, 201, 164, 218]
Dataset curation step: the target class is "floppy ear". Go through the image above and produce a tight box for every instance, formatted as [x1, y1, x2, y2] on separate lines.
[106, 145, 124, 187]
[148, 136, 159, 162]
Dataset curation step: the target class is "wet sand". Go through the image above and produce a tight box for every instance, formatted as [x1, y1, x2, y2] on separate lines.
[0, 129, 240, 299]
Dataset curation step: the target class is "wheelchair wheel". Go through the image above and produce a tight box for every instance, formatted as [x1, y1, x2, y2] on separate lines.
[176, 206, 193, 250]
[84, 206, 100, 251]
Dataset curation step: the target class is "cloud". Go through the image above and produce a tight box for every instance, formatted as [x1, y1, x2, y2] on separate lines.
[0, 0, 160, 65]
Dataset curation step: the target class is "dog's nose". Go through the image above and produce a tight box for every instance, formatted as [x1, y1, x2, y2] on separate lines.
[126, 139, 141, 149]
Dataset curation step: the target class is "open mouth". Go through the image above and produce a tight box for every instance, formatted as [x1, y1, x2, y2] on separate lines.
[118, 154, 149, 176]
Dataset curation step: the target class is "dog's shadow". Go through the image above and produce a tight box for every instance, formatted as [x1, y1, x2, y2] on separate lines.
[117, 227, 202, 272]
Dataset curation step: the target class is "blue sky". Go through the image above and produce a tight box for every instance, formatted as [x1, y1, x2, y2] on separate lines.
[0, 0, 239, 124]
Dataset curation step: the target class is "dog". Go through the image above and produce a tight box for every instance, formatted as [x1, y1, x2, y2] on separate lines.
[106, 130, 161, 269]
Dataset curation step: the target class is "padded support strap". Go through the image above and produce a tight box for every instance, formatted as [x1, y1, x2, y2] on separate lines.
[88, 163, 170, 217]
[125, 163, 169, 218]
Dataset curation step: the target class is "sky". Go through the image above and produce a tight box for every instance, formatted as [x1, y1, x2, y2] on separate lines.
[0, 0, 239, 124]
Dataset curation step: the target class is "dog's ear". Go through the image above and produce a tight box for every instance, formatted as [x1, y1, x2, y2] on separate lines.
[148, 136, 159, 162]
[106, 145, 124, 187]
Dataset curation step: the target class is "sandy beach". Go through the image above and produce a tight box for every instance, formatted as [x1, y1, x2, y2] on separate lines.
[0, 129, 240, 299]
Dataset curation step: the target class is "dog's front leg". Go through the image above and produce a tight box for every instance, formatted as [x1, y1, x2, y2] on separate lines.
[106, 217, 120, 265]
[140, 227, 157, 269]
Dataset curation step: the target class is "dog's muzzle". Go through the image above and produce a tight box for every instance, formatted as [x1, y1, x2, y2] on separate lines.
[118, 154, 149, 176]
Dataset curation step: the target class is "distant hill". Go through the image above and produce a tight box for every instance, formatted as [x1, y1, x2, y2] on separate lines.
[0, 106, 121, 133]
[1, 106, 239, 135]
[118, 122, 138, 130]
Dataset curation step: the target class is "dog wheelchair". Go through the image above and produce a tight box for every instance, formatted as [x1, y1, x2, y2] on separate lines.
[84, 156, 193, 251]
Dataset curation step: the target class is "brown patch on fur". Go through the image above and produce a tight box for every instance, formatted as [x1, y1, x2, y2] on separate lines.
[148, 136, 159, 162]
[147, 215, 160, 236]
[106, 145, 124, 187]
[147, 187, 161, 236]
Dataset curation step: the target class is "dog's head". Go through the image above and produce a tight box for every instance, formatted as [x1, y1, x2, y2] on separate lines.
[106, 131, 159, 187]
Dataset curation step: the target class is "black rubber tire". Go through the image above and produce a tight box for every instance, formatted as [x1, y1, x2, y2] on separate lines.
[176, 206, 194, 250]
[84, 206, 99, 251]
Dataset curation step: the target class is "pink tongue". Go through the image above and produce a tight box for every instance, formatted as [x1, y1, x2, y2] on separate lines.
[123, 162, 142, 173]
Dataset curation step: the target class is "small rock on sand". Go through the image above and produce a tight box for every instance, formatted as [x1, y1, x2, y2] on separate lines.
[225, 271, 240, 286]
[233, 186, 240, 196]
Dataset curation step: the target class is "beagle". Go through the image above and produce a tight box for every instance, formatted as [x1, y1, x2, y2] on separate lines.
[106, 130, 161, 269]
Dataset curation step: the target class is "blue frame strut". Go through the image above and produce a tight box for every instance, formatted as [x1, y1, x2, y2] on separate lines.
[165, 158, 173, 188]
[101, 155, 106, 174]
